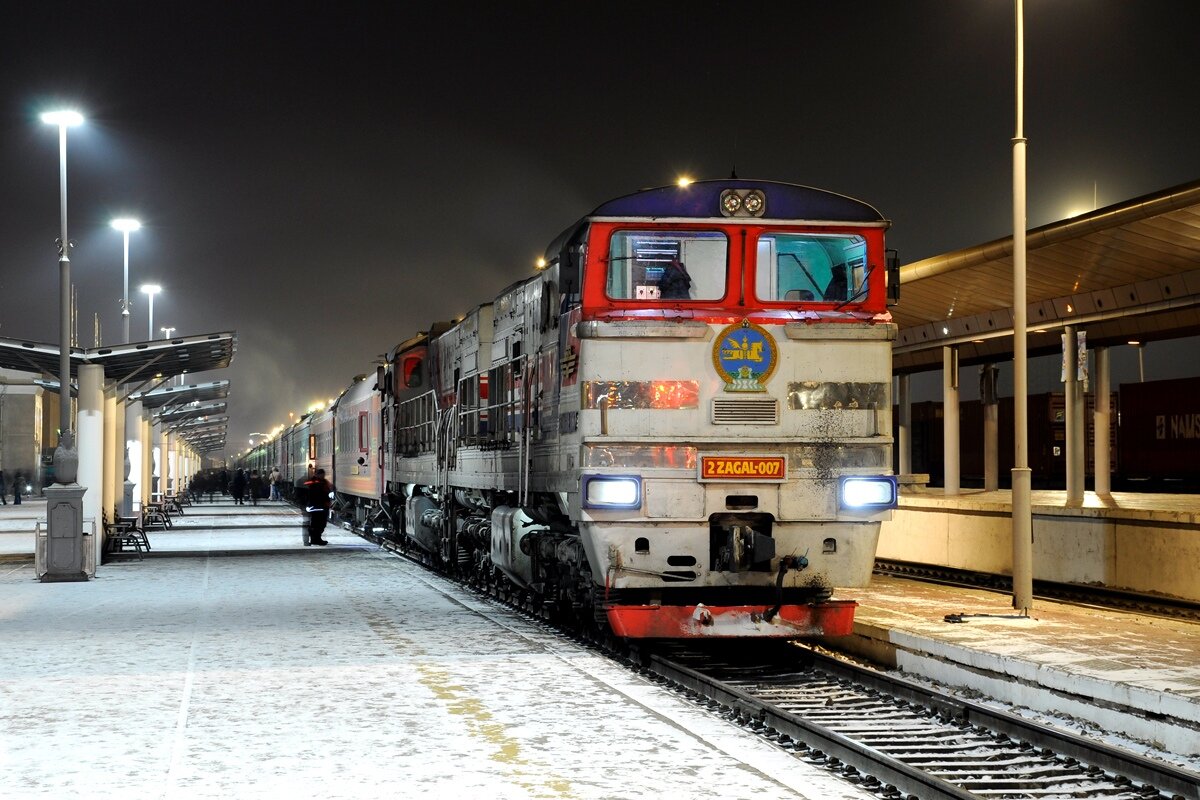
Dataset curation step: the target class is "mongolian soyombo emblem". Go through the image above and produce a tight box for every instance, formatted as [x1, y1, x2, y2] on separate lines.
[713, 320, 778, 392]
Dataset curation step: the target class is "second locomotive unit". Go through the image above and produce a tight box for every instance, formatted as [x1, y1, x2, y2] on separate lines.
[247, 179, 900, 639]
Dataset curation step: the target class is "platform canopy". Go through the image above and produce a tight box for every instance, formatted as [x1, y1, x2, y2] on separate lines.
[184, 431, 227, 453]
[176, 417, 228, 453]
[130, 380, 230, 410]
[0, 332, 236, 384]
[893, 179, 1200, 372]
[155, 401, 227, 425]
[173, 416, 229, 433]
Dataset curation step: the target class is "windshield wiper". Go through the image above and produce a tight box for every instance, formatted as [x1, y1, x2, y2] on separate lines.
[835, 264, 875, 310]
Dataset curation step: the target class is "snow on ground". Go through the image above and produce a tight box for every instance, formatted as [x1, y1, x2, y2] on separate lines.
[0, 516, 873, 800]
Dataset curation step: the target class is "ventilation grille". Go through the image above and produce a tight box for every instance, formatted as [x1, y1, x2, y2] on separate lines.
[711, 397, 779, 425]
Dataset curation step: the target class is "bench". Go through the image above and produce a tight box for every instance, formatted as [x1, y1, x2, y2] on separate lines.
[103, 511, 147, 560]
[142, 502, 172, 531]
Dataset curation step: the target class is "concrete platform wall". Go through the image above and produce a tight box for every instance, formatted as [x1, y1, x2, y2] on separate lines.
[879, 506, 1200, 602]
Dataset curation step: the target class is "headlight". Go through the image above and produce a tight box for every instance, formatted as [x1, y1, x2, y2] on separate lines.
[582, 475, 642, 509]
[840, 476, 898, 509]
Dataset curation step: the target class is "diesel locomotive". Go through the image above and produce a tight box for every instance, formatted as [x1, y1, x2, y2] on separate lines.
[244, 179, 901, 639]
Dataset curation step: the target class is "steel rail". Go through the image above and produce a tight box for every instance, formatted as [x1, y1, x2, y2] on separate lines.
[647, 651, 977, 800]
[805, 646, 1200, 800]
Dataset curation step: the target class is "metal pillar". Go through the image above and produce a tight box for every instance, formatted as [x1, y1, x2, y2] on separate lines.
[943, 346, 960, 494]
[1063, 326, 1084, 503]
[897, 374, 911, 477]
[126, 400, 143, 512]
[77, 364, 104, 567]
[103, 391, 116, 520]
[1073, 344, 1087, 498]
[1094, 347, 1111, 495]
[159, 424, 169, 497]
[140, 411, 152, 507]
[1010, 0, 1034, 613]
[981, 364, 999, 491]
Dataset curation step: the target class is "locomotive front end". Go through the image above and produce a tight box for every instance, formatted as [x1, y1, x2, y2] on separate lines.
[571, 181, 897, 638]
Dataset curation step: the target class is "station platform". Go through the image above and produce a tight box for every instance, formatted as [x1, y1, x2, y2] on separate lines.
[837, 574, 1200, 765]
[882, 487, 1200, 603]
[2, 501, 1197, 797]
[0, 501, 873, 800]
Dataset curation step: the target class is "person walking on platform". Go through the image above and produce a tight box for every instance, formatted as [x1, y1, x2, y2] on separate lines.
[301, 468, 332, 546]
[0, 471, 7, 505]
[12, 471, 23, 505]
[248, 470, 264, 506]
[269, 466, 282, 501]
[230, 468, 247, 505]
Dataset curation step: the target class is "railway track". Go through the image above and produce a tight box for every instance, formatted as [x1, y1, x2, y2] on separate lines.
[874, 559, 1200, 623]
[647, 641, 1200, 800]
[356, 524, 1199, 799]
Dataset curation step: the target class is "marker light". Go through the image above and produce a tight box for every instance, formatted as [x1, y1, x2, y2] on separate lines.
[582, 475, 642, 509]
[840, 476, 898, 510]
[718, 188, 767, 217]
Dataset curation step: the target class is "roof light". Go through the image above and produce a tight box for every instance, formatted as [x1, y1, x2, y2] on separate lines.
[677, 177, 692, 187]
[718, 188, 766, 217]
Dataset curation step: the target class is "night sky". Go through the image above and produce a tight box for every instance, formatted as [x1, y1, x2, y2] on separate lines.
[3, 1, 1199, 452]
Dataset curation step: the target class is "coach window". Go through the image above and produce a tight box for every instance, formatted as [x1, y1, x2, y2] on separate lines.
[605, 230, 727, 302]
[754, 233, 867, 304]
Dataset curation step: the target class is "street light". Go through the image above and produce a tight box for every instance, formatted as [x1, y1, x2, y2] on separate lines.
[111, 218, 141, 343]
[161, 326, 175, 340]
[140, 284, 161, 340]
[40, 108, 84, 477]
[1011, 0, 1033, 613]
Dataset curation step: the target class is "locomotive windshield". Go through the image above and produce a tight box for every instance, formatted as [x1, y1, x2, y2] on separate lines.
[755, 233, 867, 304]
[605, 230, 727, 301]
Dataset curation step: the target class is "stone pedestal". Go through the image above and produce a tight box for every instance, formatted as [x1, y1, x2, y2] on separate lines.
[123, 480, 135, 517]
[41, 484, 88, 583]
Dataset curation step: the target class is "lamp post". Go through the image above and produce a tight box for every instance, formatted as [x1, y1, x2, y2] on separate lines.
[1011, 0, 1034, 613]
[39, 109, 88, 583]
[111, 218, 141, 344]
[161, 326, 175, 340]
[40, 110, 84, 468]
[140, 284, 161, 341]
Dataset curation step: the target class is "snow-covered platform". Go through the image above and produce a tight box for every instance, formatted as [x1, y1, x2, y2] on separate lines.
[0, 502, 872, 800]
[837, 574, 1200, 762]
